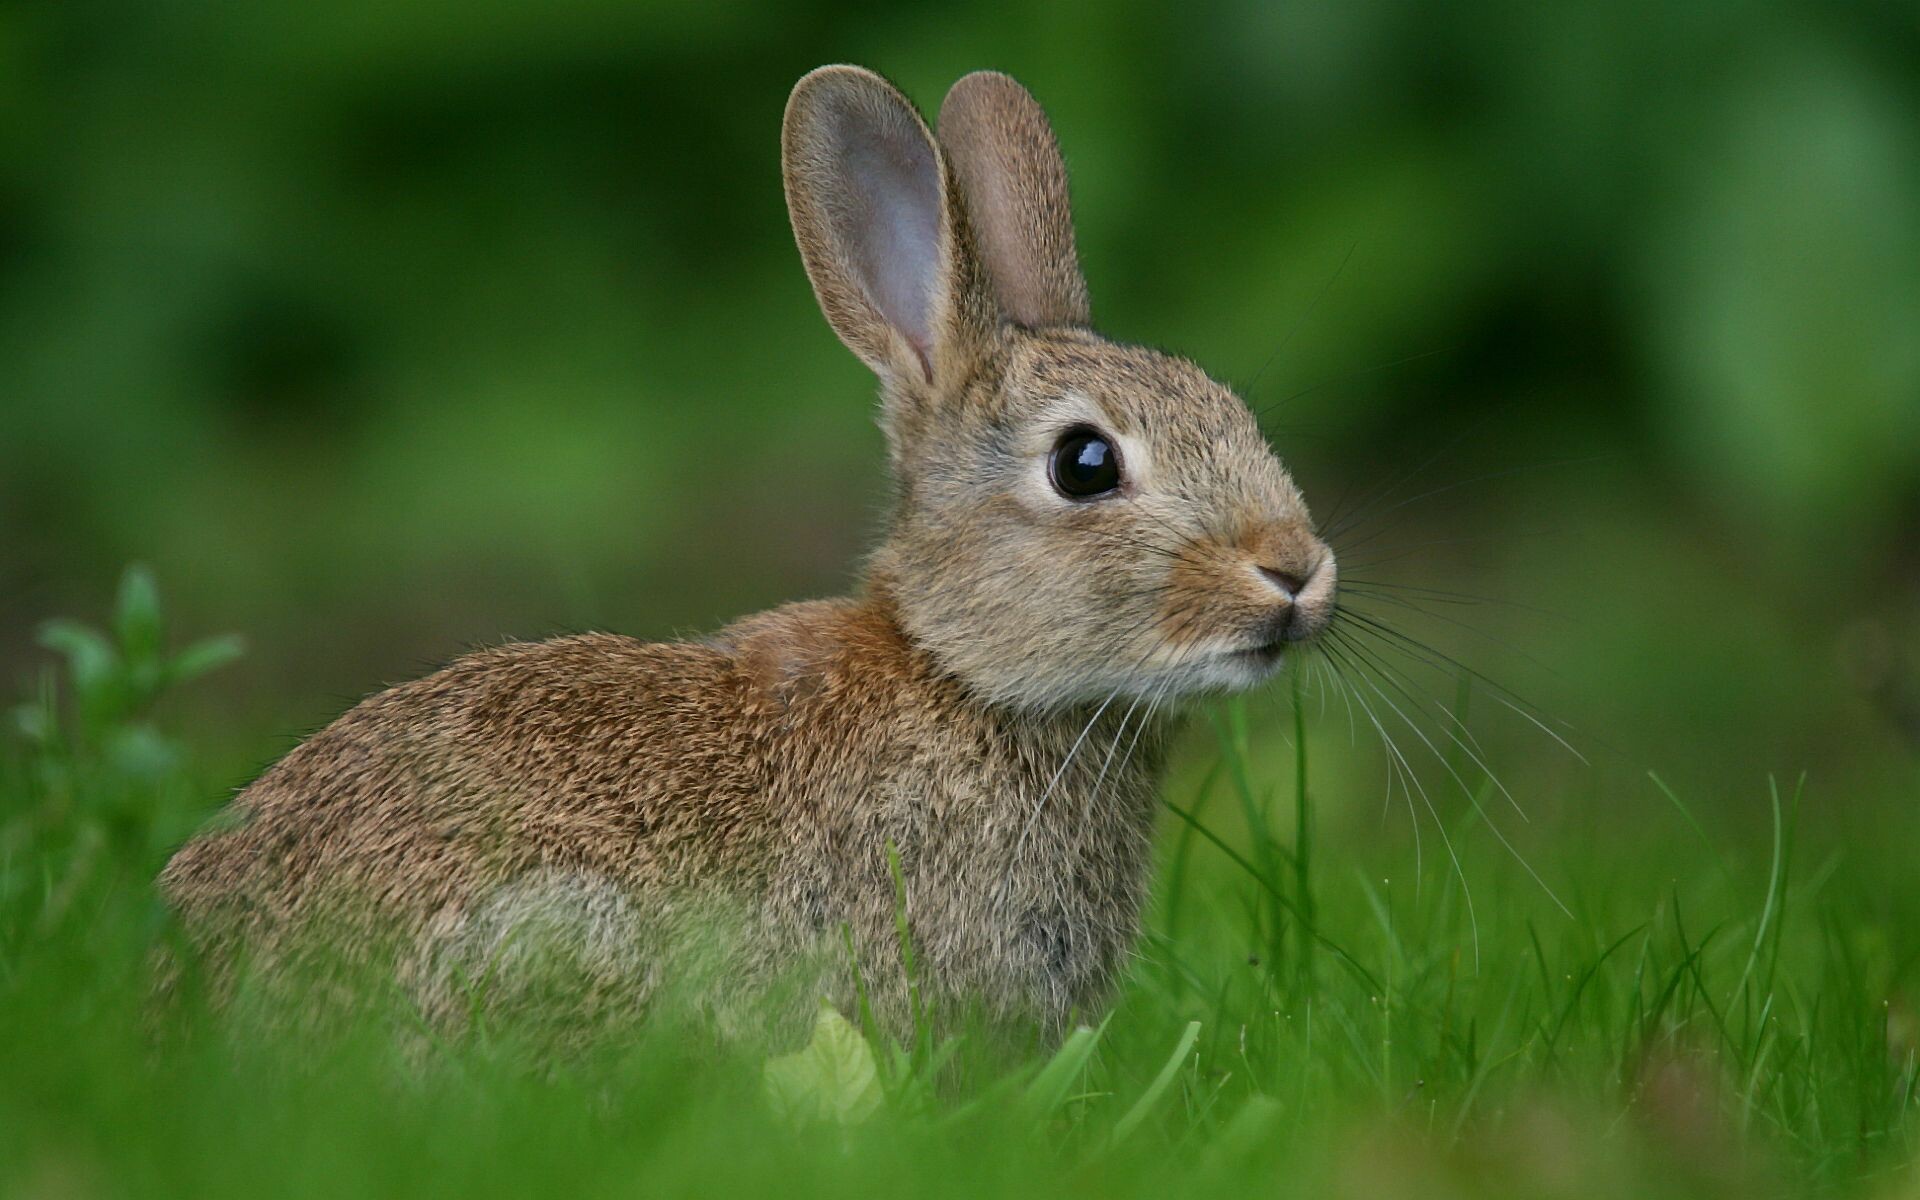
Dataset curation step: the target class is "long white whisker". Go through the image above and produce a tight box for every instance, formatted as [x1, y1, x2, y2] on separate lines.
[1087, 690, 1151, 807]
[1114, 677, 1174, 795]
[1332, 633, 1571, 920]
[1324, 639, 1464, 956]
[1340, 610, 1589, 766]
[1336, 625, 1530, 825]
[1005, 688, 1120, 883]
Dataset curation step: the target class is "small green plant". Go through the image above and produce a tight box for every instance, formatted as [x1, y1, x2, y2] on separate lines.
[13, 565, 243, 766]
[4, 565, 241, 934]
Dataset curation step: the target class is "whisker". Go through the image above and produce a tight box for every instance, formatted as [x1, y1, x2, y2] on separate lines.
[1339, 579, 1571, 621]
[1328, 629, 1572, 920]
[1341, 591, 1573, 689]
[1324, 637, 1463, 951]
[1005, 687, 1121, 880]
[1331, 621, 1528, 825]
[1112, 677, 1174, 811]
[1335, 608, 1589, 765]
[1312, 647, 1418, 889]
[1335, 539, 1534, 575]
[1312, 647, 1360, 748]
[1088, 690, 1154, 811]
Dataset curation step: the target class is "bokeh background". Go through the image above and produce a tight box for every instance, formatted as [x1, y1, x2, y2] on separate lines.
[4, 1, 1916, 818]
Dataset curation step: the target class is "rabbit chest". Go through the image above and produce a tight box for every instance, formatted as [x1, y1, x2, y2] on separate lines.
[724, 597, 1173, 1033]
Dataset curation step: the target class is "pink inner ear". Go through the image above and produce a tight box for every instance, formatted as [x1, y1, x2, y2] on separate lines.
[842, 124, 942, 371]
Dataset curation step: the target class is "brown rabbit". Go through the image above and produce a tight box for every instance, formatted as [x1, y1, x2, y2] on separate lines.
[159, 66, 1338, 1045]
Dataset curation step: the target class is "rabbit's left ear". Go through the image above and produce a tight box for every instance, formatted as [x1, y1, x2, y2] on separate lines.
[783, 66, 992, 391]
[938, 71, 1090, 329]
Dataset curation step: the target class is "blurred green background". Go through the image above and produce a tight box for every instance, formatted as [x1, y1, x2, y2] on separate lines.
[3, 0, 1916, 803]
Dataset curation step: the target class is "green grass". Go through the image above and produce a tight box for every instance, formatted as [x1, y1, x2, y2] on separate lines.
[3, 572, 1917, 1198]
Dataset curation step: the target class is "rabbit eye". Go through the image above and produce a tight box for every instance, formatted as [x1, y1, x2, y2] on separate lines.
[1049, 427, 1122, 499]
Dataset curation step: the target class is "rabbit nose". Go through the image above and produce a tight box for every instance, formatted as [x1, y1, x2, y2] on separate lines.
[1257, 564, 1307, 599]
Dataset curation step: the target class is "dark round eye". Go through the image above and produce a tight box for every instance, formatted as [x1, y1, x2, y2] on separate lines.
[1049, 428, 1122, 499]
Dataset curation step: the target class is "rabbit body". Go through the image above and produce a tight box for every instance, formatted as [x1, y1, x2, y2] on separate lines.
[161, 586, 1165, 1039]
[160, 67, 1336, 1044]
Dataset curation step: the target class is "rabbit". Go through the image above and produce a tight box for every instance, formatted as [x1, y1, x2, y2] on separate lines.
[157, 65, 1338, 1047]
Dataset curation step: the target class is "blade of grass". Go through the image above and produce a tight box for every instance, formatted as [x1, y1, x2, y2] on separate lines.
[1108, 1020, 1201, 1144]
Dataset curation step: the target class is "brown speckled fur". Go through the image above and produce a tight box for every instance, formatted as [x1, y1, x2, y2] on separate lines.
[159, 67, 1336, 1046]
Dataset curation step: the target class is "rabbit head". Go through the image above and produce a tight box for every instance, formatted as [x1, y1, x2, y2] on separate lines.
[783, 67, 1336, 711]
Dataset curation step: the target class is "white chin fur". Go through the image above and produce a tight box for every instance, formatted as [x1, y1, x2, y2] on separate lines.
[1197, 651, 1288, 694]
[1117, 649, 1286, 702]
[994, 648, 1286, 710]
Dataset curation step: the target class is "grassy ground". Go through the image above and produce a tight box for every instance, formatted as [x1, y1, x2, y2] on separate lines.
[3, 571, 1917, 1199]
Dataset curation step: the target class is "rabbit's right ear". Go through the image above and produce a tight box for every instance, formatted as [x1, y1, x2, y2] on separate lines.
[783, 67, 989, 390]
[937, 72, 1089, 329]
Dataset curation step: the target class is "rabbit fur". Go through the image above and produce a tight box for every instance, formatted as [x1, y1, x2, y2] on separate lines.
[159, 66, 1338, 1046]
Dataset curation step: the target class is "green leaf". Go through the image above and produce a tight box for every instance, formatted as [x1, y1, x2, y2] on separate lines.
[167, 634, 246, 686]
[103, 724, 184, 782]
[38, 619, 119, 706]
[762, 1000, 884, 1127]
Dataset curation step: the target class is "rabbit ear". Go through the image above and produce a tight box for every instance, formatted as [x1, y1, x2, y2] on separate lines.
[783, 66, 988, 386]
[937, 71, 1089, 329]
